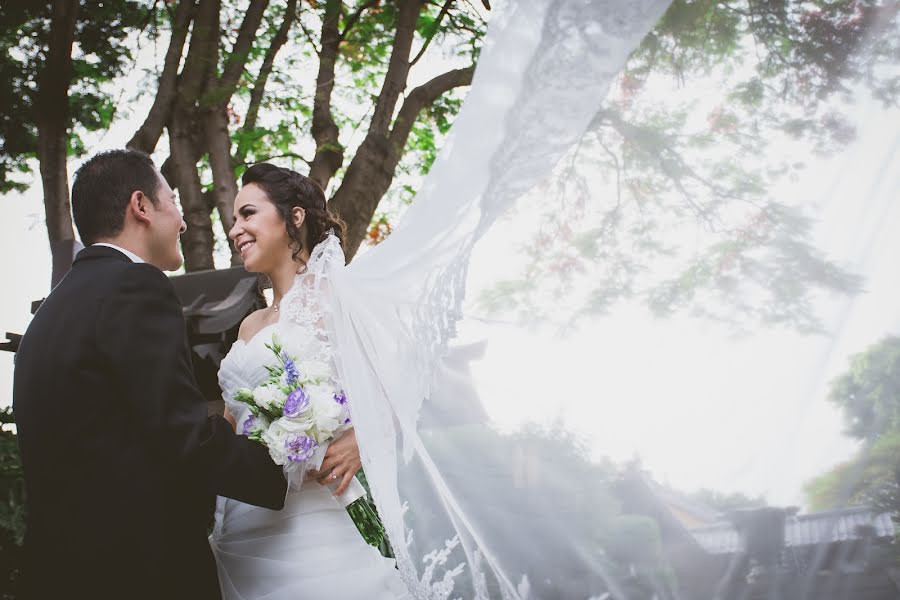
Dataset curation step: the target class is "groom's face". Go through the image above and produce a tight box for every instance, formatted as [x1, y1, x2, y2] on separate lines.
[145, 171, 187, 271]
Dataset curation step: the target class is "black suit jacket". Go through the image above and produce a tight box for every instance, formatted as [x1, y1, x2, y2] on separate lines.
[13, 246, 287, 600]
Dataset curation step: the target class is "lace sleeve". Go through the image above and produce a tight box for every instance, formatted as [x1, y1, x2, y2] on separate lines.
[280, 233, 344, 367]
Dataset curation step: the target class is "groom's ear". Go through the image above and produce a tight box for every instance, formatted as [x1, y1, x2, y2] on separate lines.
[128, 191, 153, 226]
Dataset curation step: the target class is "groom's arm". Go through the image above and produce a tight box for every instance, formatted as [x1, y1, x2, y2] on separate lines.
[98, 264, 287, 510]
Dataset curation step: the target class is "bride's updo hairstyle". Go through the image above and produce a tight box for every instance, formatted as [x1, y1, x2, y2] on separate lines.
[241, 163, 346, 269]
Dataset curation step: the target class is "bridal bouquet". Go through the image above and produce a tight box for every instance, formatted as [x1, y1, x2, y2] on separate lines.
[232, 334, 384, 548]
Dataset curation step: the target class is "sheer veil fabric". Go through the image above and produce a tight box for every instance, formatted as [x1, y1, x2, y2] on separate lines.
[292, 1, 674, 598]
[284, 0, 900, 598]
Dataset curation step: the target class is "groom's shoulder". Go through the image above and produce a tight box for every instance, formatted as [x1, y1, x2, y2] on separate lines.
[71, 257, 172, 295]
[109, 263, 178, 301]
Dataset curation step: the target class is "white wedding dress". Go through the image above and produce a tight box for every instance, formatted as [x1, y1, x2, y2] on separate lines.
[209, 254, 411, 599]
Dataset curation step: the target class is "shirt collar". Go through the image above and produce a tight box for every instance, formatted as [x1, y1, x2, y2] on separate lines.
[92, 243, 146, 264]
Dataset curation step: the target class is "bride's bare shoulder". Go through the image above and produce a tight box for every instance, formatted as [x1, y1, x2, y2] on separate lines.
[237, 309, 271, 342]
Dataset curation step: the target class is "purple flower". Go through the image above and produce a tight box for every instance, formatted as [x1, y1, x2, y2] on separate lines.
[334, 391, 347, 405]
[240, 415, 257, 436]
[285, 434, 317, 463]
[282, 353, 300, 386]
[283, 387, 309, 418]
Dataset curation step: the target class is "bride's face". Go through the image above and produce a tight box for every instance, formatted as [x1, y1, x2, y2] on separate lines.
[229, 183, 298, 274]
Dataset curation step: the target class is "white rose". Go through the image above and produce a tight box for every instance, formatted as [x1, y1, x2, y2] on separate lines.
[309, 384, 343, 438]
[263, 431, 288, 465]
[253, 384, 286, 411]
[307, 383, 335, 406]
[298, 360, 332, 383]
[262, 417, 314, 465]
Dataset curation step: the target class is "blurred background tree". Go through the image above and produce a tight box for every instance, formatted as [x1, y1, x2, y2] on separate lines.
[478, 0, 898, 333]
[805, 336, 900, 516]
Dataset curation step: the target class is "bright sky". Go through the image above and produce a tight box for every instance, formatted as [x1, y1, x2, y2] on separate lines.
[2, 11, 898, 511]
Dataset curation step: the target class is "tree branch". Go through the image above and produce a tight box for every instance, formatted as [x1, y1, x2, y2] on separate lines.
[216, 0, 270, 101]
[234, 0, 298, 166]
[340, 0, 379, 39]
[388, 65, 473, 151]
[239, 152, 311, 166]
[410, 0, 453, 67]
[127, 0, 196, 153]
[368, 0, 421, 136]
[296, 7, 321, 55]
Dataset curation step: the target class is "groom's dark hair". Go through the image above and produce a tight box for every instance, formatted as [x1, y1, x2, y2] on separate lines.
[71, 149, 161, 245]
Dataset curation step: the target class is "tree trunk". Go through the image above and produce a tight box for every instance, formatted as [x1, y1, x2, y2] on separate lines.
[170, 110, 215, 271]
[366, 0, 421, 136]
[328, 136, 395, 259]
[202, 0, 270, 266]
[127, 0, 196, 153]
[36, 126, 74, 244]
[35, 0, 79, 245]
[307, 0, 344, 190]
[206, 105, 241, 265]
[167, 0, 220, 271]
[327, 0, 423, 259]
[330, 65, 474, 259]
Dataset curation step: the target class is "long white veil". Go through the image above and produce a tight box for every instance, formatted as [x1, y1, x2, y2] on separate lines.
[310, 0, 900, 598]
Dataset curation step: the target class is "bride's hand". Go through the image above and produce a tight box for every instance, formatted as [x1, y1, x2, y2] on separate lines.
[309, 428, 361, 496]
[223, 407, 236, 431]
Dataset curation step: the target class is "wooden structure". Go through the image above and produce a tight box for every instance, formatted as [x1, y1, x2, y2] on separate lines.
[617, 472, 900, 600]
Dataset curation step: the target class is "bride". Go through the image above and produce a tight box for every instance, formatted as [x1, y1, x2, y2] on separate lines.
[211, 162, 410, 599]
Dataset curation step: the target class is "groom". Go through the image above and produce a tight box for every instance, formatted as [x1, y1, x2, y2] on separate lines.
[13, 150, 287, 599]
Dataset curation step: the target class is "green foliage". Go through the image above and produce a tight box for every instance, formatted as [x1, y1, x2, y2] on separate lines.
[828, 336, 900, 442]
[806, 431, 900, 511]
[0, 0, 154, 193]
[805, 336, 900, 540]
[0, 408, 25, 599]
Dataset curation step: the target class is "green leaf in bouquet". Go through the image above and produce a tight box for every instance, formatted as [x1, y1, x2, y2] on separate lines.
[265, 334, 283, 357]
[234, 388, 255, 404]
